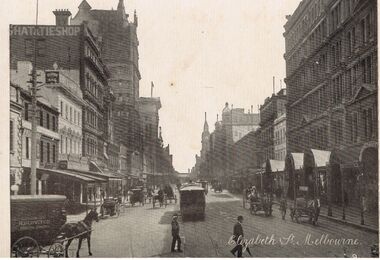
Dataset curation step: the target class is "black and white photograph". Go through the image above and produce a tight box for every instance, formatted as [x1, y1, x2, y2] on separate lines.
[5, 0, 379, 257]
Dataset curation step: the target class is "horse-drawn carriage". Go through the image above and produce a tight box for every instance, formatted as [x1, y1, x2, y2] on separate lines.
[130, 188, 145, 206]
[248, 193, 273, 216]
[289, 187, 320, 225]
[11, 195, 67, 257]
[164, 185, 177, 204]
[100, 197, 121, 218]
[152, 189, 166, 208]
[11, 195, 99, 258]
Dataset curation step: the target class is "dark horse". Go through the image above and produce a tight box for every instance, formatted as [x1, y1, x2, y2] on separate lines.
[58, 208, 99, 257]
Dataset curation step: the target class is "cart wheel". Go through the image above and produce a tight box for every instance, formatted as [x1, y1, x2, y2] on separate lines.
[48, 242, 65, 258]
[12, 236, 40, 257]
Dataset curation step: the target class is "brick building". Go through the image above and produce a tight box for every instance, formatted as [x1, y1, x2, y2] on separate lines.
[71, 0, 143, 175]
[259, 89, 287, 162]
[284, 0, 377, 211]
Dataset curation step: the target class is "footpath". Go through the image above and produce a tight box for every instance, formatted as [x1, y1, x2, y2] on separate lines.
[236, 193, 378, 234]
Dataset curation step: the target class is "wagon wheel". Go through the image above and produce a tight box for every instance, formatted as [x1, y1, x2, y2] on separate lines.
[12, 236, 40, 257]
[48, 242, 65, 258]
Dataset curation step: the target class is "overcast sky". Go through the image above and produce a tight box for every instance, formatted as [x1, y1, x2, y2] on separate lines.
[2, 0, 301, 173]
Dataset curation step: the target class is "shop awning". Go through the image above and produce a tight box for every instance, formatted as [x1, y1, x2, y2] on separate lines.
[291, 153, 304, 170]
[35, 168, 103, 183]
[268, 160, 285, 172]
[311, 149, 331, 167]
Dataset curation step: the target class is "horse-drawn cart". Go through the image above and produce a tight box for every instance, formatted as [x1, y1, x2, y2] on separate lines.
[164, 185, 177, 204]
[11, 195, 67, 257]
[289, 186, 320, 225]
[100, 197, 121, 218]
[11, 195, 99, 258]
[249, 194, 273, 216]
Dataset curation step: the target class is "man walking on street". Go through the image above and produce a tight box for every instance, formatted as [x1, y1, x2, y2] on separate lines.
[171, 213, 182, 252]
[231, 216, 244, 257]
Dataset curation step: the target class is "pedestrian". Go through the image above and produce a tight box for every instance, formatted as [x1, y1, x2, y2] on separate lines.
[171, 213, 182, 252]
[231, 216, 244, 257]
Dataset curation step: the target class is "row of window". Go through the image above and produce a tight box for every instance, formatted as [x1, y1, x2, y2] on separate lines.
[86, 137, 97, 156]
[291, 52, 374, 123]
[85, 73, 103, 100]
[40, 140, 56, 164]
[85, 109, 101, 129]
[274, 127, 286, 146]
[287, 6, 375, 76]
[60, 101, 81, 126]
[347, 108, 376, 144]
[24, 103, 58, 132]
[60, 135, 81, 155]
[22, 136, 57, 163]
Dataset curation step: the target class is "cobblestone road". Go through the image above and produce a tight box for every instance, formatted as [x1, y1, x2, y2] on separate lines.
[67, 190, 378, 257]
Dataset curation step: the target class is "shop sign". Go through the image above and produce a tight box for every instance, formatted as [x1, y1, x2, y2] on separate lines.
[46, 71, 60, 84]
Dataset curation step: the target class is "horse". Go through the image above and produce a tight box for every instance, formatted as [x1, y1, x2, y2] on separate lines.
[306, 198, 320, 225]
[58, 208, 99, 257]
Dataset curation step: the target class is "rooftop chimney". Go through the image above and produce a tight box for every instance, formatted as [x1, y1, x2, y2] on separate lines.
[53, 9, 72, 26]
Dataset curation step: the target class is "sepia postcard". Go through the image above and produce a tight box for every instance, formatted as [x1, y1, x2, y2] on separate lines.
[1, 0, 379, 258]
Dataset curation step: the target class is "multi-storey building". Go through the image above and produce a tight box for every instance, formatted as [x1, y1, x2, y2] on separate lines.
[71, 0, 143, 176]
[273, 89, 287, 161]
[10, 14, 122, 202]
[284, 0, 377, 211]
[138, 97, 162, 182]
[10, 83, 23, 195]
[259, 89, 287, 161]
[18, 86, 60, 195]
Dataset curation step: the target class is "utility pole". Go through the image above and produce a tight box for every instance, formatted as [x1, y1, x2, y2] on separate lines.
[27, 0, 41, 195]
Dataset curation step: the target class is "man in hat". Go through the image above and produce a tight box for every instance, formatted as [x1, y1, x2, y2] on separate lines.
[231, 216, 244, 257]
[171, 213, 182, 252]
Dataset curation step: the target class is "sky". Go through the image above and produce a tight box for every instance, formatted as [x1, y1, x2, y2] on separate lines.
[1, 0, 301, 173]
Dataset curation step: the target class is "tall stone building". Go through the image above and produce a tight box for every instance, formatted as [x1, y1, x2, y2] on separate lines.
[138, 96, 161, 179]
[259, 89, 287, 162]
[284, 0, 377, 211]
[72, 0, 143, 175]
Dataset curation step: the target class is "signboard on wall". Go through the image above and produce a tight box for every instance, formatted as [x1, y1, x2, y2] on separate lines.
[45, 71, 60, 84]
[58, 160, 68, 170]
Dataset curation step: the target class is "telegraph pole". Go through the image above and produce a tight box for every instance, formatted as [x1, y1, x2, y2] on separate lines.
[28, 0, 41, 195]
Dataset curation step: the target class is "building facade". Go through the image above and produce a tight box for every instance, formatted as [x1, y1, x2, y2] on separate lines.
[138, 97, 162, 179]
[18, 87, 60, 195]
[71, 0, 143, 176]
[259, 89, 287, 162]
[10, 83, 24, 195]
[284, 0, 377, 211]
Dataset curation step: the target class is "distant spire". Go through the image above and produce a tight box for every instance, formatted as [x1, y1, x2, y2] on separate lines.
[117, 0, 126, 19]
[203, 112, 209, 133]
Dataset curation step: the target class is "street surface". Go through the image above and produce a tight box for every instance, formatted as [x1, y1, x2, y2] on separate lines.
[67, 190, 378, 257]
